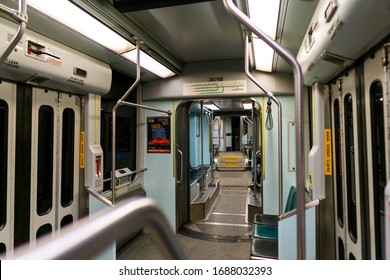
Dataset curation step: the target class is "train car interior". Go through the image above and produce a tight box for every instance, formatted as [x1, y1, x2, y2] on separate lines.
[0, 0, 390, 260]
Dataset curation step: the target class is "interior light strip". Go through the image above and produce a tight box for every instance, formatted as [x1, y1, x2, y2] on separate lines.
[247, 0, 281, 72]
[27, 0, 134, 54]
[122, 49, 175, 79]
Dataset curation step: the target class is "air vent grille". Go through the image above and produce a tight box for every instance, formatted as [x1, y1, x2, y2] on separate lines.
[319, 51, 352, 66]
[25, 73, 53, 85]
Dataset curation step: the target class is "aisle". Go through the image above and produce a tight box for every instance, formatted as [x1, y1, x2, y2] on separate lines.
[182, 170, 252, 238]
[116, 171, 253, 260]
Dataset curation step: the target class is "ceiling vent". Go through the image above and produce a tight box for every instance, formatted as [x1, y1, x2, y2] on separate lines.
[319, 51, 352, 66]
[25, 73, 53, 85]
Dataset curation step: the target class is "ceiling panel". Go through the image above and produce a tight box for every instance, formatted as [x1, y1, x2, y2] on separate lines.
[274, 0, 319, 73]
[0, 0, 319, 84]
[124, 1, 243, 63]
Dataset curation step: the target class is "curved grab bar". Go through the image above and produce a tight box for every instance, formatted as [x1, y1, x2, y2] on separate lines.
[244, 32, 284, 216]
[0, 0, 27, 65]
[10, 198, 185, 260]
[223, 0, 305, 259]
[111, 42, 171, 203]
[112, 41, 141, 204]
[279, 199, 319, 221]
[87, 187, 113, 207]
[243, 116, 253, 126]
[176, 149, 183, 183]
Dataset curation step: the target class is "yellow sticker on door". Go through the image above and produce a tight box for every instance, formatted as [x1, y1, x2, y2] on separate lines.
[324, 129, 332, 175]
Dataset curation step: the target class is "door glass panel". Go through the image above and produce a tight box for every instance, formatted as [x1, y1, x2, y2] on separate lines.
[370, 80, 385, 259]
[344, 94, 357, 242]
[338, 237, 345, 260]
[37, 105, 54, 215]
[36, 223, 52, 239]
[0, 243, 5, 255]
[0, 100, 8, 230]
[61, 108, 75, 207]
[60, 214, 73, 228]
[333, 99, 344, 227]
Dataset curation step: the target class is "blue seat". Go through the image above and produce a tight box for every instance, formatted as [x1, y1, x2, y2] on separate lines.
[250, 186, 297, 259]
[252, 186, 296, 239]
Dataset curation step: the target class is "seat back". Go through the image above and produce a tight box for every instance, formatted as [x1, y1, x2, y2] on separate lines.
[284, 186, 297, 213]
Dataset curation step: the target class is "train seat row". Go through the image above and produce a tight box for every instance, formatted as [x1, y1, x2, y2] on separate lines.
[250, 186, 297, 259]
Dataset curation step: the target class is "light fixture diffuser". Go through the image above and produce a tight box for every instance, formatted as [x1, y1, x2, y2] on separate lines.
[27, 0, 135, 54]
[203, 102, 220, 111]
[247, 0, 281, 72]
[252, 38, 274, 72]
[242, 100, 253, 110]
[122, 49, 175, 78]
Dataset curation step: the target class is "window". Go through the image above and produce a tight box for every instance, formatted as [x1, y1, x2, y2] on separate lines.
[37, 106, 54, 215]
[0, 243, 5, 255]
[0, 100, 8, 230]
[61, 109, 75, 207]
[338, 237, 345, 260]
[333, 99, 344, 227]
[36, 223, 52, 239]
[370, 80, 385, 259]
[344, 94, 357, 242]
[60, 214, 73, 228]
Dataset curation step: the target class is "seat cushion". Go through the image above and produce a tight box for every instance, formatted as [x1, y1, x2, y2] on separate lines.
[250, 238, 278, 260]
[253, 213, 278, 225]
[252, 224, 278, 240]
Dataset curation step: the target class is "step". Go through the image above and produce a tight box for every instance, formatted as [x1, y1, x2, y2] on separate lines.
[216, 161, 248, 171]
[219, 156, 245, 163]
[190, 180, 220, 221]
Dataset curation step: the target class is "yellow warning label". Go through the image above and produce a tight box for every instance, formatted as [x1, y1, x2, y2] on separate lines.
[324, 129, 332, 175]
[308, 171, 313, 188]
[80, 131, 85, 169]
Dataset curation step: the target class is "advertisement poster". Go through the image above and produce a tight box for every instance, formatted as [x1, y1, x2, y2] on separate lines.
[147, 116, 171, 153]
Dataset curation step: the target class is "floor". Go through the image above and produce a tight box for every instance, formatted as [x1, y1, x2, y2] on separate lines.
[117, 170, 253, 260]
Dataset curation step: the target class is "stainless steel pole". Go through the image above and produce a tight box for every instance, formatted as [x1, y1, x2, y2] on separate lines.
[111, 41, 141, 204]
[224, 0, 305, 259]
[0, 0, 27, 65]
[244, 32, 283, 216]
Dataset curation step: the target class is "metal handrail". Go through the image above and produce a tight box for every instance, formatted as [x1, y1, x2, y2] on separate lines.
[223, 0, 305, 259]
[243, 116, 253, 126]
[112, 41, 141, 204]
[279, 199, 319, 221]
[103, 167, 148, 183]
[244, 32, 284, 216]
[10, 198, 185, 259]
[0, 0, 27, 65]
[86, 187, 113, 207]
[111, 41, 171, 204]
[119, 100, 172, 115]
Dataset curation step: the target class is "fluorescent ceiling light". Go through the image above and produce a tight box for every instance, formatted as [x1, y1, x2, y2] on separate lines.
[248, 0, 280, 72]
[122, 49, 175, 78]
[27, 0, 134, 54]
[203, 102, 220, 111]
[252, 38, 274, 72]
[242, 101, 253, 110]
[248, 0, 280, 38]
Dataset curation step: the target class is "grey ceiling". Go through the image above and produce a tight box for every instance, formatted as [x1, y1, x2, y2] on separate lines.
[1, 0, 318, 79]
[0, 0, 318, 106]
[124, 1, 244, 63]
[122, 0, 319, 74]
